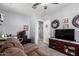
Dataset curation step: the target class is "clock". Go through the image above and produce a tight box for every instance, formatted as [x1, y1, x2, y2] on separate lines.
[72, 14, 79, 28]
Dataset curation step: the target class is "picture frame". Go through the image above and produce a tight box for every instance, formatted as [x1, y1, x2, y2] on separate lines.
[24, 25, 28, 31]
[63, 18, 69, 29]
[72, 14, 79, 28]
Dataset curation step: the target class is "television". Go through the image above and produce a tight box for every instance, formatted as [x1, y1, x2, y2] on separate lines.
[55, 29, 75, 41]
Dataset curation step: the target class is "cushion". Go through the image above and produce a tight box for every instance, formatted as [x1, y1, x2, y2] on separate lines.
[24, 43, 38, 54]
[35, 49, 48, 56]
[4, 47, 26, 56]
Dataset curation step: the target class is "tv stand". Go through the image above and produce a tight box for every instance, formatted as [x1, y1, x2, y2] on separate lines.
[49, 38, 79, 56]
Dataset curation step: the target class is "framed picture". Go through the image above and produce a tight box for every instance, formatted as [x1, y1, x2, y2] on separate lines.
[63, 18, 69, 29]
[63, 18, 69, 23]
[63, 24, 69, 29]
[24, 25, 28, 31]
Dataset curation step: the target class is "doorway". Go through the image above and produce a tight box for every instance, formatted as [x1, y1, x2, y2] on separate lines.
[38, 21, 44, 43]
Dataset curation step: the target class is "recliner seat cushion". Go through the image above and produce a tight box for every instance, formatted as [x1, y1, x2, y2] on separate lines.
[4, 47, 26, 56]
[23, 43, 38, 54]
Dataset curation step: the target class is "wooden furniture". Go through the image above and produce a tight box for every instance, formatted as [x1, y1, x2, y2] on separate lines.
[21, 39, 31, 44]
[49, 38, 79, 56]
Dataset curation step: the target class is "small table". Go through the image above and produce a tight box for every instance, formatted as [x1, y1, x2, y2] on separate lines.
[21, 39, 31, 44]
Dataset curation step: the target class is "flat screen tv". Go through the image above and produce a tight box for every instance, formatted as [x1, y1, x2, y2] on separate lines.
[55, 29, 75, 41]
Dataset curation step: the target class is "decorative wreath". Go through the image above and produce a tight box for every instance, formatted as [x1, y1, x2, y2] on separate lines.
[51, 20, 60, 29]
[72, 14, 79, 28]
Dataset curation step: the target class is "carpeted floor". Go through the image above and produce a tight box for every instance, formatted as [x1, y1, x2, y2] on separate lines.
[38, 41, 67, 56]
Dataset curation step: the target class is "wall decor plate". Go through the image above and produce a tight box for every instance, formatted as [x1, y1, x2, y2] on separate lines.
[72, 14, 79, 28]
[51, 20, 60, 29]
[62, 18, 69, 29]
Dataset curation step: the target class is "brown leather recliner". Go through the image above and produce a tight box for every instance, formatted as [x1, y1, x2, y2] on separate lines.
[0, 38, 47, 56]
[0, 38, 26, 56]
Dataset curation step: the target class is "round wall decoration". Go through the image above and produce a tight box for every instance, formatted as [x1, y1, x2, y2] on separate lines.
[72, 14, 79, 28]
[51, 20, 60, 29]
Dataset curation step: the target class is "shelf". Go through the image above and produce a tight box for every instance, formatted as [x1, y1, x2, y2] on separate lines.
[64, 44, 75, 56]
[49, 38, 79, 56]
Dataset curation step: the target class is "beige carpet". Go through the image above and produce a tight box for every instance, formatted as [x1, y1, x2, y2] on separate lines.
[38, 41, 67, 56]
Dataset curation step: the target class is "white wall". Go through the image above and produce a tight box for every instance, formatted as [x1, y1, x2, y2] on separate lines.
[30, 15, 36, 43]
[50, 3, 79, 42]
[44, 20, 51, 44]
[0, 9, 30, 38]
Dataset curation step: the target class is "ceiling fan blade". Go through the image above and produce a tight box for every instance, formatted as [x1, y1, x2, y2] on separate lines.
[33, 3, 41, 6]
[32, 3, 41, 9]
[51, 3, 59, 4]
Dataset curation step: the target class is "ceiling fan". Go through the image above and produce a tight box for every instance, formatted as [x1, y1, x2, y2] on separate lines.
[32, 3, 59, 10]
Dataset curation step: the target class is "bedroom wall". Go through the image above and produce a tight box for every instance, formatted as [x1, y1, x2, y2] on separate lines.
[0, 9, 30, 38]
[50, 3, 79, 42]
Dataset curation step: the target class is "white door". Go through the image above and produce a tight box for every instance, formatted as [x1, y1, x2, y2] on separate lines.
[38, 21, 44, 42]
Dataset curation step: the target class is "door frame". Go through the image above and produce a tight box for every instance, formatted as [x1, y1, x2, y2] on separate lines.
[35, 19, 44, 44]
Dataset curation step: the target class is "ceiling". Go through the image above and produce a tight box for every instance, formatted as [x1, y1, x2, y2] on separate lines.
[0, 3, 71, 16]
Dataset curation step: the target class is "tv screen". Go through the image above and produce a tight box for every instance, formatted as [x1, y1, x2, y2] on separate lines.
[55, 29, 75, 41]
